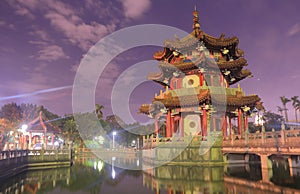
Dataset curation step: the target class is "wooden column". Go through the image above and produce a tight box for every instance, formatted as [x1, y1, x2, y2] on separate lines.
[178, 78, 182, 88]
[166, 110, 172, 138]
[238, 109, 242, 135]
[202, 109, 207, 137]
[199, 72, 203, 86]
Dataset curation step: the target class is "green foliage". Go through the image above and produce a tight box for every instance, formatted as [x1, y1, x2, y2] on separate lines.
[291, 96, 299, 122]
[95, 104, 104, 119]
[0, 102, 61, 130]
[263, 111, 284, 131]
[0, 102, 22, 126]
[280, 96, 291, 122]
[248, 122, 260, 133]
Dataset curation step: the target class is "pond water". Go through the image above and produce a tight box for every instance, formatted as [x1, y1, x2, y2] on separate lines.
[1, 157, 300, 194]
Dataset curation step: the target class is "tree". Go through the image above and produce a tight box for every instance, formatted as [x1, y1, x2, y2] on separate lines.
[277, 106, 283, 117]
[291, 96, 299, 122]
[263, 111, 284, 131]
[61, 115, 83, 148]
[95, 104, 104, 120]
[0, 118, 13, 133]
[280, 96, 291, 122]
[105, 115, 126, 131]
[0, 102, 22, 128]
[296, 101, 300, 123]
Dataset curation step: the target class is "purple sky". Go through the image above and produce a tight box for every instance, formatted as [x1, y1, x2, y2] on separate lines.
[0, 0, 299, 123]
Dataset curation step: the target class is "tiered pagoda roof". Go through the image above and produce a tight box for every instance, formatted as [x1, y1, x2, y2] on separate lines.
[139, 6, 264, 117]
[140, 89, 262, 115]
[149, 7, 251, 86]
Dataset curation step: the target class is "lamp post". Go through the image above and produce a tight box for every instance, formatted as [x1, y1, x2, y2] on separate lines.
[112, 131, 117, 149]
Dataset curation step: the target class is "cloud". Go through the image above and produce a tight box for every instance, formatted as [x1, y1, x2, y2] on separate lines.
[288, 23, 300, 37]
[122, 0, 151, 19]
[45, 12, 113, 50]
[14, 0, 39, 9]
[0, 20, 5, 26]
[7, 1, 36, 19]
[35, 45, 69, 62]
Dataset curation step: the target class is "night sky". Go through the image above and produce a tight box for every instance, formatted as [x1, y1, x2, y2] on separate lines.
[0, 0, 299, 123]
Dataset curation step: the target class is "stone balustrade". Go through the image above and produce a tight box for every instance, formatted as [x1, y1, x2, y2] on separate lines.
[0, 149, 72, 180]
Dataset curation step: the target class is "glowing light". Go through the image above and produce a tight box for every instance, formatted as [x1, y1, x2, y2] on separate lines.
[111, 168, 116, 179]
[112, 132, 117, 149]
[21, 124, 28, 131]
[255, 114, 264, 126]
[94, 161, 97, 170]
[97, 161, 104, 172]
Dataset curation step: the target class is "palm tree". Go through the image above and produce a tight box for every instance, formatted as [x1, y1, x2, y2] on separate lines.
[295, 100, 300, 123]
[95, 104, 104, 120]
[280, 96, 291, 122]
[277, 106, 284, 117]
[291, 96, 299, 122]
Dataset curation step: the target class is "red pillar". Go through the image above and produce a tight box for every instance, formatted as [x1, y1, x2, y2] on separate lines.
[166, 111, 171, 138]
[202, 109, 207, 137]
[199, 73, 203, 86]
[167, 185, 172, 194]
[177, 78, 182, 88]
[238, 109, 242, 135]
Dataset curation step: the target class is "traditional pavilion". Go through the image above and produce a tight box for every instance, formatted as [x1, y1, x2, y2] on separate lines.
[24, 111, 61, 149]
[139, 7, 264, 142]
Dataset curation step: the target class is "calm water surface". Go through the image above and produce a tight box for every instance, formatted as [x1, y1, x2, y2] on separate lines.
[1, 157, 300, 194]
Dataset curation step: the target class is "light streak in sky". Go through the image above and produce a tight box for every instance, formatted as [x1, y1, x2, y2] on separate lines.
[0, 85, 72, 101]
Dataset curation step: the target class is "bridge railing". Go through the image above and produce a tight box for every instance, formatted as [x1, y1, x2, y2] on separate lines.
[223, 129, 300, 148]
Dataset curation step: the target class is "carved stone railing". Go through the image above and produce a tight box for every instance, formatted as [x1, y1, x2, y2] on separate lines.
[0, 149, 72, 179]
[222, 129, 300, 150]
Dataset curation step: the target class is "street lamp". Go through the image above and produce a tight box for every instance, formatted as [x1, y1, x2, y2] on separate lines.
[112, 131, 117, 149]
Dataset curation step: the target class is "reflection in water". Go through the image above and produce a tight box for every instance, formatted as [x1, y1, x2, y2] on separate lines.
[1, 157, 300, 194]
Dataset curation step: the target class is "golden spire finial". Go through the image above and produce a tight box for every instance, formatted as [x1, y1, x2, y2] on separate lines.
[193, 5, 200, 37]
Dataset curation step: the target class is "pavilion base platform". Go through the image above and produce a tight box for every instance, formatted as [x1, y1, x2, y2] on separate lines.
[142, 134, 224, 166]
